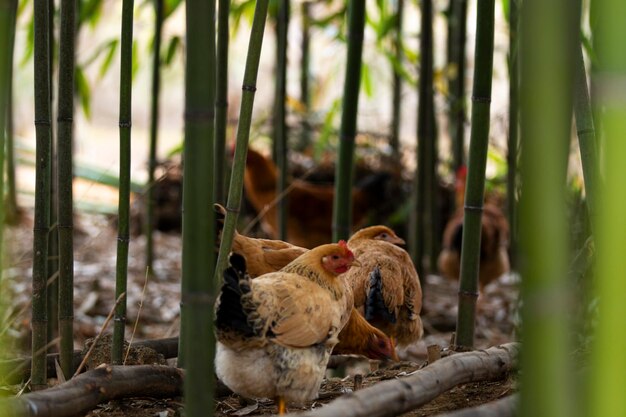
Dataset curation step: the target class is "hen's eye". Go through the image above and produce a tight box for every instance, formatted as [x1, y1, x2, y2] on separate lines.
[332, 255, 339, 260]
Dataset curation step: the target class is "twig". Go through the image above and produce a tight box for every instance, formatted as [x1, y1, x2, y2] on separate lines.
[124, 268, 150, 365]
[73, 292, 126, 377]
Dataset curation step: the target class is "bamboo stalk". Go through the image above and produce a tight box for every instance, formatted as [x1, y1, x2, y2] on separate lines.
[589, 1, 626, 416]
[519, 0, 578, 415]
[180, 0, 217, 414]
[411, 0, 435, 280]
[0, 0, 17, 258]
[274, 0, 289, 241]
[112, 0, 134, 365]
[448, 0, 468, 172]
[31, 0, 53, 390]
[214, 0, 230, 204]
[506, 0, 519, 269]
[145, 0, 164, 274]
[389, 0, 404, 158]
[214, 0, 271, 277]
[47, 0, 59, 353]
[572, 42, 598, 228]
[453, 0, 495, 349]
[56, 0, 76, 381]
[3, 0, 19, 225]
[332, 0, 366, 242]
[299, 1, 311, 149]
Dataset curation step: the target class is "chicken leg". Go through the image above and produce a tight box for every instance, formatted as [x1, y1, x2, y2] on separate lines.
[276, 396, 287, 415]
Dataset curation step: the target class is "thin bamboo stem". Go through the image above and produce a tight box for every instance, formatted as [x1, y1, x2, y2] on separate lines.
[453, 0, 495, 349]
[4, 0, 19, 224]
[214, 0, 271, 278]
[274, 0, 289, 241]
[56, 0, 76, 380]
[112, 0, 134, 365]
[572, 42, 598, 228]
[448, 0, 468, 172]
[506, 0, 519, 269]
[332, 0, 366, 241]
[390, 0, 404, 158]
[145, 0, 164, 274]
[31, 0, 53, 390]
[299, 1, 311, 148]
[214, 0, 230, 204]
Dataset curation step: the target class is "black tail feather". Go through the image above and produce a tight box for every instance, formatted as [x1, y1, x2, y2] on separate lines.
[215, 253, 256, 337]
[365, 266, 396, 325]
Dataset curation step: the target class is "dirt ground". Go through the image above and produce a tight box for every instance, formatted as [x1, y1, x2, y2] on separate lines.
[1, 207, 520, 416]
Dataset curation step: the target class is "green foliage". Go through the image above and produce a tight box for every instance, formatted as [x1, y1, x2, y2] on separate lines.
[75, 66, 91, 118]
[79, 0, 104, 28]
[164, 35, 181, 65]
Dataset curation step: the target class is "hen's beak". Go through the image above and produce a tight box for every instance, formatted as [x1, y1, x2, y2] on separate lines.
[391, 236, 406, 246]
[350, 258, 362, 267]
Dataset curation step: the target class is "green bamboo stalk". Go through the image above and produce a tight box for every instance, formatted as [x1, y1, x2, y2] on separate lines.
[572, 42, 598, 228]
[453, 0, 495, 349]
[589, 1, 626, 416]
[180, 0, 216, 413]
[299, 1, 311, 149]
[214, 0, 230, 204]
[506, 0, 518, 269]
[518, 0, 577, 415]
[112, 0, 134, 365]
[56, 0, 76, 380]
[0, 0, 16, 271]
[47, 0, 59, 350]
[214, 0, 270, 279]
[389, 0, 404, 158]
[411, 0, 435, 280]
[31, 0, 52, 390]
[332, 0, 366, 242]
[448, 0, 468, 172]
[274, 0, 289, 241]
[4, 0, 19, 225]
[145, 0, 164, 274]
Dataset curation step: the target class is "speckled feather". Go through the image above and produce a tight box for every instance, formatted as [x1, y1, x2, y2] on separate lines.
[345, 227, 423, 347]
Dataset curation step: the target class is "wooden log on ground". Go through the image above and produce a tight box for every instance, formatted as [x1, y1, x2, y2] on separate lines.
[0, 365, 184, 417]
[285, 343, 520, 417]
[0, 337, 179, 384]
[434, 393, 518, 417]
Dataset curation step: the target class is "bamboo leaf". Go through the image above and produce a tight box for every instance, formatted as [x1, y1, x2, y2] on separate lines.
[98, 39, 119, 79]
[164, 0, 183, 19]
[75, 67, 91, 119]
[132, 40, 140, 79]
[79, 0, 104, 28]
[20, 12, 34, 67]
[163, 35, 180, 66]
[361, 63, 373, 97]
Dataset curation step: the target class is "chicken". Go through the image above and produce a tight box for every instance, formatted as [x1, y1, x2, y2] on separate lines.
[215, 242, 357, 414]
[243, 147, 388, 248]
[216, 204, 419, 351]
[437, 166, 510, 289]
[344, 226, 424, 347]
[214, 205, 398, 361]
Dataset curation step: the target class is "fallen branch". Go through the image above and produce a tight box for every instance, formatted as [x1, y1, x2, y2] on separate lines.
[286, 343, 520, 417]
[434, 393, 518, 417]
[0, 337, 179, 385]
[0, 365, 184, 417]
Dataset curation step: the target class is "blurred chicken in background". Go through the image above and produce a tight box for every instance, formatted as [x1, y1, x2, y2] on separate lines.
[437, 166, 510, 290]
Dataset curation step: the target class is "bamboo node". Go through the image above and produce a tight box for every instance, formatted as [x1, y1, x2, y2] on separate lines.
[463, 204, 484, 212]
[119, 121, 132, 128]
[34, 119, 51, 126]
[225, 206, 241, 214]
[458, 289, 478, 298]
[117, 235, 130, 243]
[241, 84, 257, 92]
[114, 316, 127, 324]
[57, 116, 74, 123]
[471, 95, 491, 103]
